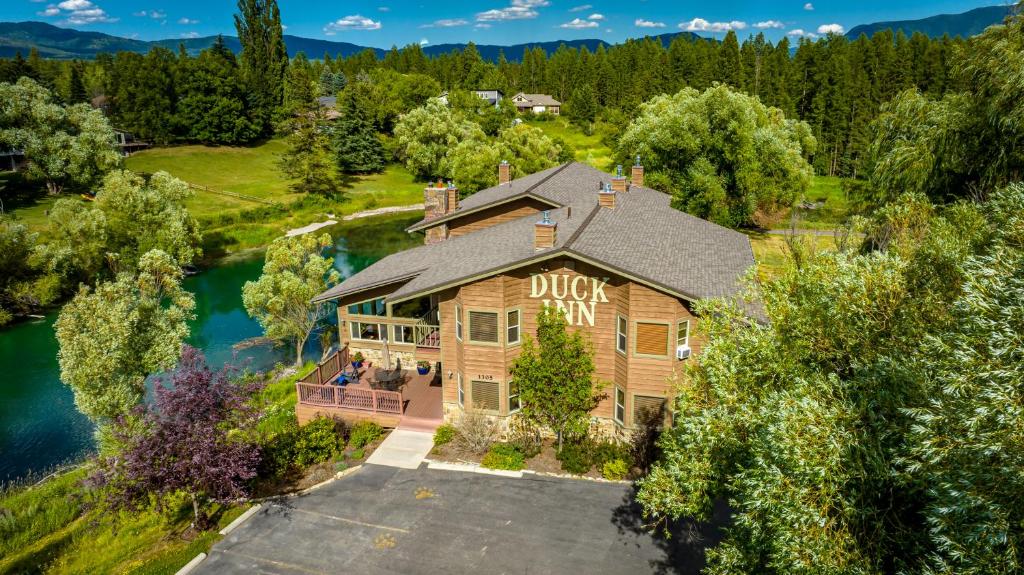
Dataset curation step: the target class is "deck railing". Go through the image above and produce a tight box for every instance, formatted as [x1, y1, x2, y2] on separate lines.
[295, 382, 403, 415]
[414, 322, 441, 349]
[299, 347, 347, 386]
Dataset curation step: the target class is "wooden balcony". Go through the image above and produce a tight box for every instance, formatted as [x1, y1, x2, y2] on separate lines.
[295, 348, 442, 431]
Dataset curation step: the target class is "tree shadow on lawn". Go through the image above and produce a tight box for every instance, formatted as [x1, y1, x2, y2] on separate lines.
[611, 487, 731, 575]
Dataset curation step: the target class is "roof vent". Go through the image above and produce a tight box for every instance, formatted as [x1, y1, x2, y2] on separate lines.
[612, 164, 627, 193]
[599, 182, 616, 209]
[631, 156, 644, 188]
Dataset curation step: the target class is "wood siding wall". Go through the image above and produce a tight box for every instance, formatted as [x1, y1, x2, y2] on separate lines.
[445, 198, 549, 238]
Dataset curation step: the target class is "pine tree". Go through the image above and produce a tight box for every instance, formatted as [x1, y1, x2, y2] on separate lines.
[67, 62, 87, 104]
[333, 89, 385, 175]
[718, 31, 743, 89]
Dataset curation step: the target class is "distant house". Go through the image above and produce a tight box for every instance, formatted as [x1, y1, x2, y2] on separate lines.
[473, 90, 503, 108]
[317, 96, 341, 120]
[0, 149, 25, 173]
[114, 130, 149, 156]
[511, 93, 561, 115]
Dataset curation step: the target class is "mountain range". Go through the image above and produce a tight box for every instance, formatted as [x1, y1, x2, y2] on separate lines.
[845, 5, 1015, 39]
[0, 5, 1015, 61]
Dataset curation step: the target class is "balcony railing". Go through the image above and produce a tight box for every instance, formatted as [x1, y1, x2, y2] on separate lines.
[295, 383, 403, 415]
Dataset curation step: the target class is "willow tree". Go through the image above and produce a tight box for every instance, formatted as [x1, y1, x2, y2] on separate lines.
[55, 250, 195, 425]
[242, 233, 339, 366]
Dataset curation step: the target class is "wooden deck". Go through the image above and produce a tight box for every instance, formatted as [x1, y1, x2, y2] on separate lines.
[296, 361, 442, 431]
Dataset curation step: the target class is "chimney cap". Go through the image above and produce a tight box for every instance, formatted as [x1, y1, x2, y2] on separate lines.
[500, 159, 509, 165]
[634, 154, 642, 167]
[616, 164, 623, 177]
[601, 183, 614, 193]
[539, 210, 553, 225]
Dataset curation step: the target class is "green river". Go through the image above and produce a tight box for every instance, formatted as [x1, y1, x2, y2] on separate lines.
[0, 213, 421, 482]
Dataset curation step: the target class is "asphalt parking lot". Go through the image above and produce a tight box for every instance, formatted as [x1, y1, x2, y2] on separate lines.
[194, 464, 722, 575]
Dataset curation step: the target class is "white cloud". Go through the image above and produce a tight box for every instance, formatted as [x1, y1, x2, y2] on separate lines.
[787, 28, 817, 38]
[817, 23, 844, 34]
[420, 38, 429, 45]
[40, 0, 118, 24]
[474, 23, 492, 28]
[804, 3, 814, 10]
[178, 17, 199, 25]
[323, 14, 382, 34]
[587, 13, 603, 20]
[679, 18, 747, 33]
[513, 0, 549, 6]
[378, 6, 390, 11]
[634, 18, 665, 28]
[420, 18, 469, 28]
[180, 31, 200, 39]
[754, 20, 784, 29]
[559, 17, 599, 29]
[568, 4, 591, 11]
[133, 9, 165, 19]
[476, 0, 548, 22]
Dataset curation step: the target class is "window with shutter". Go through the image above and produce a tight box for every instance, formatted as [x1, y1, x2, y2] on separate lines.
[468, 311, 499, 344]
[635, 322, 670, 357]
[471, 380, 500, 411]
[632, 395, 666, 427]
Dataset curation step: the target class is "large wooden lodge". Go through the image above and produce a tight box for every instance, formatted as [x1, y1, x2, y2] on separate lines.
[295, 160, 755, 434]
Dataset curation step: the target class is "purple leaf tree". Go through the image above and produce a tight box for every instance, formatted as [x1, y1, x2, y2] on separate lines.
[94, 346, 264, 529]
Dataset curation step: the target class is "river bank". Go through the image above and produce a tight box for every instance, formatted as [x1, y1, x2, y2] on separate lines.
[0, 212, 423, 484]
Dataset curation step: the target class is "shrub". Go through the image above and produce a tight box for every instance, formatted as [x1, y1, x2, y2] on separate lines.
[507, 414, 542, 458]
[433, 423, 456, 446]
[556, 441, 593, 474]
[260, 429, 298, 478]
[481, 443, 525, 471]
[591, 439, 630, 469]
[602, 458, 629, 481]
[349, 448, 365, 460]
[348, 421, 383, 449]
[293, 417, 343, 467]
[455, 408, 499, 454]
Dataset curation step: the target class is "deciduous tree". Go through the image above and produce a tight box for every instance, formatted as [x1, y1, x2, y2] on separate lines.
[55, 250, 195, 424]
[242, 233, 340, 366]
[509, 306, 605, 449]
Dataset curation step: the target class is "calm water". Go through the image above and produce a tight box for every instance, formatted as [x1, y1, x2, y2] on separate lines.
[0, 213, 421, 482]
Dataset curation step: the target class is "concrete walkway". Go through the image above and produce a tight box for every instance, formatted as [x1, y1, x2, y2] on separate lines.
[284, 219, 338, 237]
[365, 429, 434, 469]
[342, 203, 424, 221]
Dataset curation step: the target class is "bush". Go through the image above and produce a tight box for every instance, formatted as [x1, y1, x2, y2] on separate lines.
[507, 414, 542, 458]
[602, 458, 629, 481]
[556, 441, 593, 474]
[591, 439, 630, 469]
[433, 423, 456, 446]
[349, 448, 365, 460]
[481, 443, 525, 471]
[293, 417, 344, 467]
[455, 408, 499, 454]
[259, 419, 300, 478]
[348, 421, 383, 449]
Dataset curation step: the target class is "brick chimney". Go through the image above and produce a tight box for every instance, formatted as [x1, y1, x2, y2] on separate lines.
[599, 182, 616, 209]
[498, 160, 511, 185]
[631, 155, 644, 188]
[424, 181, 448, 245]
[611, 164, 627, 193]
[534, 210, 557, 250]
[445, 181, 459, 214]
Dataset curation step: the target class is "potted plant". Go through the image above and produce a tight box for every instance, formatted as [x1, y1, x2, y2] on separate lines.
[352, 351, 365, 369]
[416, 360, 431, 375]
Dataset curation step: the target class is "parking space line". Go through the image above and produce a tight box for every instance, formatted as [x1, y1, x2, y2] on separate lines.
[276, 504, 410, 534]
[216, 548, 329, 575]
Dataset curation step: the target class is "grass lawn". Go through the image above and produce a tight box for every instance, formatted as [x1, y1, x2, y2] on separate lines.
[0, 366, 312, 575]
[748, 231, 837, 281]
[525, 118, 616, 171]
[773, 175, 852, 231]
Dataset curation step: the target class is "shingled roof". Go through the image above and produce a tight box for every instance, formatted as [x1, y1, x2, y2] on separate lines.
[314, 162, 758, 316]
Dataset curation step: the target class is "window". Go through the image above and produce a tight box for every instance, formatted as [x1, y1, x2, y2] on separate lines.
[457, 373, 465, 407]
[455, 304, 463, 341]
[468, 311, 499, 344]
[633, 395, 667, 428]
[508, 380, 521, 413]
[635, 322, 670, 357]
[616, 315, 628, 354]
[506, 309, 521, 346]
[614, 387, 625, 425]
[350, 321, 383, 341]
[677, 320, 690, 347]
[347, 297, 386, 316]
[471, 380, 500, 411]
[392, 324, 415, 344]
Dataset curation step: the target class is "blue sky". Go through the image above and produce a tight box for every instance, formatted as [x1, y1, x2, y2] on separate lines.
[3, 0, 1003, 45]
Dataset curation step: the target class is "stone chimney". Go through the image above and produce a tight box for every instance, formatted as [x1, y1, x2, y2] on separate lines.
[424, 181, 448, 245]
[534, 210, 557, 250]
[446, 181, 459, 214]
[611, 164, 627, 193]
[498, 160, 511, 185]
[599, 182, 616, 209]
[631, 155, 644, 188]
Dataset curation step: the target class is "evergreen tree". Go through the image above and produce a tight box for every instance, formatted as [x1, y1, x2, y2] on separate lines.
[234, 0, 288, 136]
[568, 83, 597, 127]
[333, 89, 385, 175]
[67, 62, 87, 104]
[176, 37, 256, 144]
[717, 31, 743, 89]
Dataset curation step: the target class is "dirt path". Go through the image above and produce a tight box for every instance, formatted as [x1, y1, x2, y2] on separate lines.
[342, 203, 424, 221]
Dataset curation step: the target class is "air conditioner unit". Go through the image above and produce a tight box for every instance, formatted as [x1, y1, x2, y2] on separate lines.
[675, 344, 691, 361]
